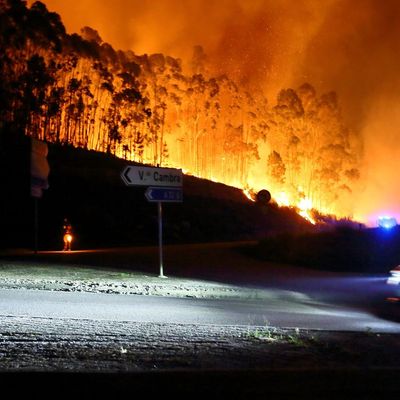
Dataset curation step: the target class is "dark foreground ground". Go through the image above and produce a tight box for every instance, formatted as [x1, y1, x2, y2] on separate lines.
[1, 368, 399, 399]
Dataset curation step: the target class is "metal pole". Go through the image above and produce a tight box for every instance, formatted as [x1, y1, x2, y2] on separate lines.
[34, 197, 38, 254]
[158, 201, 166, 278]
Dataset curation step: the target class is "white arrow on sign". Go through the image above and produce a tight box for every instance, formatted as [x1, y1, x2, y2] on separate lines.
[121, 166, 183, 187]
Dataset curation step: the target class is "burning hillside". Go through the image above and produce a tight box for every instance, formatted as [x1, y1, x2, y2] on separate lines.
[4, 1, 400, 224]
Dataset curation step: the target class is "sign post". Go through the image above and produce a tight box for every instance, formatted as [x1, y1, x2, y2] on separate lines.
[144, 185, 183, 278]
[121, 166, 183, 278]
[158, 201, 164, 278]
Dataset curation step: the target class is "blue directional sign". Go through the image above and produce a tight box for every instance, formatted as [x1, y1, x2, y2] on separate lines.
[145, 186, 183, 203]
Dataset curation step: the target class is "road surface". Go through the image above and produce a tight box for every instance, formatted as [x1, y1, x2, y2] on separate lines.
[1, 287, 399, 332]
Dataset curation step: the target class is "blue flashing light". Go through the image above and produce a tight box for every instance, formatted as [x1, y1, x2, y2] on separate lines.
[377, 216, 397, 229]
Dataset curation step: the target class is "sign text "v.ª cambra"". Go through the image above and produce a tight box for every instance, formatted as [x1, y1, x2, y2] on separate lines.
[121, 166, 183, 187]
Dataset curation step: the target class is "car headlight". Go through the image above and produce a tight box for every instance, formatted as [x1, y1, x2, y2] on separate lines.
[387, 266, 400, 285]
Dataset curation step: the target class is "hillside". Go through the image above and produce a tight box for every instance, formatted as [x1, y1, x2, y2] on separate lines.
[0, 136, 312, 250]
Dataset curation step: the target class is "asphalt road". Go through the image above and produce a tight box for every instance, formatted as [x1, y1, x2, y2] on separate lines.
[1, 242, 400, 331]
[1, 287, 399, 332]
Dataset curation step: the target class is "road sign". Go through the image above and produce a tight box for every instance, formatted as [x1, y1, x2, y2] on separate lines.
[145, 186, 183, 203]
[122, 165, 184, 279]
[121, 166, 182, 187]
[30, 138, 50, 198]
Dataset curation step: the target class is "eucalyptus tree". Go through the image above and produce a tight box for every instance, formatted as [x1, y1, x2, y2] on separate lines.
[0, 0, 28, 134]
[0, 0, 65, 138]
[268, 83, 361, 212]
[267, 150, 286, 187]
[136, 53, 168, 165]
[311, 92, 361, 210]
[106, 70, 142, 156]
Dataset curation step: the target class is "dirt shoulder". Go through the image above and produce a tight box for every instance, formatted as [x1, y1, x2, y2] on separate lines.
[0, 257, 276, 300]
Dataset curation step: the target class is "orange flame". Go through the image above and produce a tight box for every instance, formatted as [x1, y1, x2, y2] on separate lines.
[297, 197, 316, 225]
[242, 188, 256, 202]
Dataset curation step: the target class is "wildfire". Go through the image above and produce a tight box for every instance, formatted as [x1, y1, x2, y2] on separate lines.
[274, 192, 290, 207]
[3, 1, 364, 225]
[240, 186, 317, 224]
[242, 188, 256, 202]
[297, 197, 316, 225]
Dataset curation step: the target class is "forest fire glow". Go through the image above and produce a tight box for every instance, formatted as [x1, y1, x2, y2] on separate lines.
[297, 197, 316, 225]
[275, 192, 290, 208]
[242, 188, 256, 202]
[8, 0, 400, 226]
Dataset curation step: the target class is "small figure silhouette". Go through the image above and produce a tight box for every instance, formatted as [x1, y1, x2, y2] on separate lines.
[63, 218, 73, 251]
